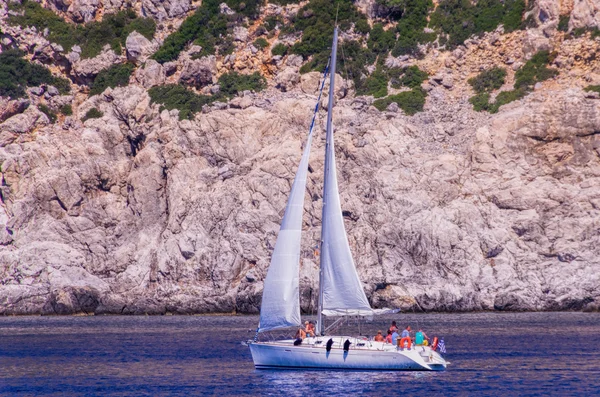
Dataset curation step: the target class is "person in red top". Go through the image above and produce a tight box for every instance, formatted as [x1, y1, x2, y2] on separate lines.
[388, 321, 398, 333]
[385, 329, 393, 344]
[305, 321, 315, 337]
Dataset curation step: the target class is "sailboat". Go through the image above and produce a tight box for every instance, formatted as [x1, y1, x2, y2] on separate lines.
[247, 27, 448, 371]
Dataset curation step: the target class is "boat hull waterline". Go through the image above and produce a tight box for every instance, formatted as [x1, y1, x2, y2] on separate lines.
[249, 337, 448, 371]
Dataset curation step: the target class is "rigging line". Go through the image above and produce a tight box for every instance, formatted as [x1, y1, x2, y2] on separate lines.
[335, 2, 340, 27]
[339, 39, 352, 94]
[307, 57, 331, 137]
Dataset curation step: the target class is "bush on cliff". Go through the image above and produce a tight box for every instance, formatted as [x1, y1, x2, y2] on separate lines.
[271, 43, 289, 57]
[430, 0, 526, 49]
[153, 0, 261, 64]
[469, 51, 555, 113]
[373, 88, 427, 114]
[217, 72, 267, 98]
[89, 63, 135, 95]
[468, 67, 506, 93]
[148, 84, 213, 120]
[38, 104, 57, 123]
[82, 108, 103, 121]
[0, 49, 70, 99]
[9, 2, 155, 59]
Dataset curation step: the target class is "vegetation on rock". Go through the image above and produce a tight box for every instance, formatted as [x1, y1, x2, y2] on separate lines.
[60, 104, 73, 116]
[514, 50, 558, 89]
[217, 72, 267, 98]
[82, 107, 103, 121]
[470, 51, 556, 113]
[253, 38, 269, 50]
[0, 49, 70, 99]
[468, 67, 507, 93]
[558, 15, 570, 32]
[430, 0, 526, 48]
[9, 2, 155, 59]
[90, 64, 135, 95]
[153, 0, 260, 63]
[373, 88, 427, 114]
[148, 84, 213, 120]
[38, 104, 57, 123]
[584, 85, 600, 93]
[271, 43, 289, 57]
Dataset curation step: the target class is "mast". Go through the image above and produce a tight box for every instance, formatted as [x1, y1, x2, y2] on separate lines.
[317, 26, 338, 337]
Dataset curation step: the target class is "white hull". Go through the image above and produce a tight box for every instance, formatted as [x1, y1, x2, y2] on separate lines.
[249, 336, 448, 371]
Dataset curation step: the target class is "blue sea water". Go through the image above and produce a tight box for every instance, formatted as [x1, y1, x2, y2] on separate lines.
[1, 312, 599, 396]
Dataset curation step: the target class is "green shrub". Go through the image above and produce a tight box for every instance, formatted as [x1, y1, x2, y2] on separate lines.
[367, 23, 396, 56]
[0, 49, 66, 99]
[468, 67, 507, 93]
[571, 27, 600, 38]
[264, 15, 283, 32]
[373, 88, 426, 115]
[558, 15, 570, 32]
[357, 68, 388, 98]
[152, 1, 225, 63]
[217, 72, 267, 98]
[82, 107, 103, 121]
[354, 19, 371, 34]
[60, 104, 73, 116]
[271, 43, 289, 57]
[584, 85, 600, 93]
[430, 0, 527, 49]
[89, 63, 134, 95]
[514, 50, 558, 89]
[390, 0, 434, 56]
[153, 0, 261, 63]
[9, 2, 156, 59]
[253, 38, 269, 50]
[398, 65, 429, 89]
[489, 88, 526, 112]
[148, 84, 212, 120]
[469, 92, 491, 111]
[52, 77, 71, 95]
[289, 0, 368, 59]
[38, 104, 57, 123]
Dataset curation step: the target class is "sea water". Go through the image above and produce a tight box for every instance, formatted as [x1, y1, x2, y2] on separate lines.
[1, 312, 599, 396]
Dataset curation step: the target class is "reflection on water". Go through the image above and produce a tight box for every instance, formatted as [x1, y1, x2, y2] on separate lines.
[1, 312, 599, 396]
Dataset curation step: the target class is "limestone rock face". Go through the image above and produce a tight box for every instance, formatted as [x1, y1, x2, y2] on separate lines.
[71, 46, 124, 80]
[0, 83, 598, 315]
[141, 0, 191, 21]
[68, 0, 99, 23]
[179, 56, 217, 88]
[125, 31, 158, 63]
[570, 0, 600, 29]
[134, 60, 166, 88]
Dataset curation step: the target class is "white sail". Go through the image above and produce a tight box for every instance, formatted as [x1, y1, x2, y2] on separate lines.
[318, 27, 373, 319]
[319, 126, 373, 317]
[258, 131, 314, 332]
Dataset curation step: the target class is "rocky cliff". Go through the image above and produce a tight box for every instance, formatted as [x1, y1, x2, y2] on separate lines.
[0, 0, 599, 315]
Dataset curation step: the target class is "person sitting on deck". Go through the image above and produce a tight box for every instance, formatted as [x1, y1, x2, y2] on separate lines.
[391, 329, 400, 346]
[401, 325, 411, 339]
[305, 321, 315, 337]
[389, 321, 398, 333]
[415, 328, 430, 346]
[385, 330, 393, 344]
[295, 328, 306, 340]
[374, 330, 385, 342]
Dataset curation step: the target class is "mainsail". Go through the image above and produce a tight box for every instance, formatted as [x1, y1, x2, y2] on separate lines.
[318, 28, 373, 322]
[258, 64, 329, 332]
